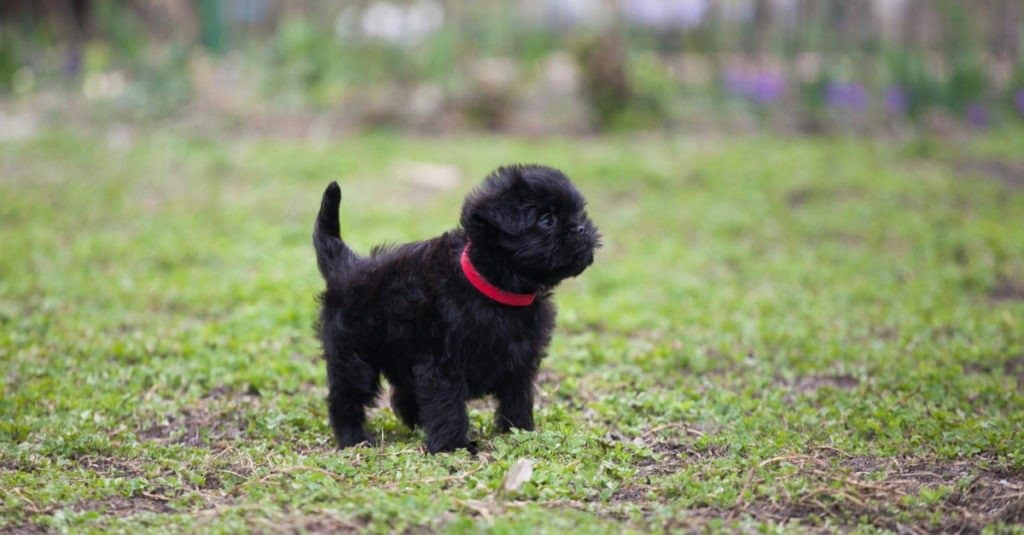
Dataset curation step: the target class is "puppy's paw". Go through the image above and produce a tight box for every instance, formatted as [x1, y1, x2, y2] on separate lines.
[495, 414, 535, 434]
[335, 429, 376, 449]
[426, 436, 476, 455]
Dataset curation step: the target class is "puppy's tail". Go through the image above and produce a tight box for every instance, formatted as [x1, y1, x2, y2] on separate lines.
[313, 182, 357, 288]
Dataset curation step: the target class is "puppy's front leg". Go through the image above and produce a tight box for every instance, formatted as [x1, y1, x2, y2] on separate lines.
[412, 362, 474, 454]
[495, 369, 536, 433]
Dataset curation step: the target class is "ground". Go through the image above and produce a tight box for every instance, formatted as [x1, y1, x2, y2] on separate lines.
[1, 128, 1022, 533]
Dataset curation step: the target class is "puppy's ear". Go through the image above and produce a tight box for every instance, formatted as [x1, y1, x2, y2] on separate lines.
[460, 166, 533, 241]
[461, 195, 517, 240]
[461, 200, 528, 242]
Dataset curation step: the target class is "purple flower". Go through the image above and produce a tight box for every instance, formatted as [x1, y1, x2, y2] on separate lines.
[825, 81, 867, 111]
[965, 103, 989, 128]
[1015, 89, 1024, 117]
[885, 86, 907, 116]
[750, 73, 786, 104]
[723, 68, 785, 105]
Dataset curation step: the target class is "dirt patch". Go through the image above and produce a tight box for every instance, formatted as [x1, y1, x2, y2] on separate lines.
[610, 485, 651, 503]
[780, 374, 860, 396]
[620, 423, 728, 494]
[293, 443, 338, 456]
[0, 522, 49, 534]
[964, 355, 1024, 384]
[798, 374, 859, 392]
[593, 422, 729, 506]
[0, 458, 28, 472]
[610, 441, 698, 506]
[785, 186, 864, 208]
[137, 401, 252, 447]
[739, 454, 1024, 532]
[786, 188, 814, 208]
[989, 277, 1024, 301]
[955, 159, 1024, 188]
[70, 455, 251, 506]
[201, 386, 234, 399]
[636, 441, 691, 477]
[72, 495, 173, 516]
[74, 456, 145, 478]
[287, 515, 365, 533]
[534, 369, 564, 388]
[203, 384, 264, 399]
[1006, 357, 1024, 382]
[608, 449, 1023, 532]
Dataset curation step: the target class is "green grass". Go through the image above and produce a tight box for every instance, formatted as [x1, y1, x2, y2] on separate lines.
[1, 128, 1023, 533]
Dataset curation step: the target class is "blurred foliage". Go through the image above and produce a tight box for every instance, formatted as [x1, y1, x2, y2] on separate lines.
[0, 29, 18, 93]
[884, 48, 941, 121]
[93, 0, 144, 64]
[267, 17, 347, 105]
[1, 1, 1022, 134]
[620, 49, 676, 129]
[946, 55, 987, 113]
[577, 31, 631, 129]
[125, 43, 193, 119]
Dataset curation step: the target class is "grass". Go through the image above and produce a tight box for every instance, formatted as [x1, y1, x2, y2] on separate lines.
[1, 127, 1023, 533]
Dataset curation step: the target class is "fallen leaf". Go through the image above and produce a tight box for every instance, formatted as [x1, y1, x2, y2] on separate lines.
[503, 458, 534, 492]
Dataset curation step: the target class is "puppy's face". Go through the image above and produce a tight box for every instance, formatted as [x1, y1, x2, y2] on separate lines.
[460, 165, 600, 286]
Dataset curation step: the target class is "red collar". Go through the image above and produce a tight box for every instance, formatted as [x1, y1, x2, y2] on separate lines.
[460, 245, 536, 307]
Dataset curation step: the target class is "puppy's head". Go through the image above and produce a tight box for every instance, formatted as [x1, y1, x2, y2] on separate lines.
[460, 165, 600, 286]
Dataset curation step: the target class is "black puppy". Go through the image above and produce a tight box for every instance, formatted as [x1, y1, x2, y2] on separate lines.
[313, 165, 599, 453]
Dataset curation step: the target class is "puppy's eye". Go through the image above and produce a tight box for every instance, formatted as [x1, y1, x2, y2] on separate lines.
[537, 213, 555, 228]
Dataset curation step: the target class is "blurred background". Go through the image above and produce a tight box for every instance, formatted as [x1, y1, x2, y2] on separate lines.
[0, 0, 1022, 138]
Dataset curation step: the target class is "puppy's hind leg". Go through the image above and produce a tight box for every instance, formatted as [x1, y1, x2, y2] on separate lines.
[325, 347, 380, 448]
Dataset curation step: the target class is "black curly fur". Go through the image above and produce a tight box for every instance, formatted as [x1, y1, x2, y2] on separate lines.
[312, 165, 600, 453]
